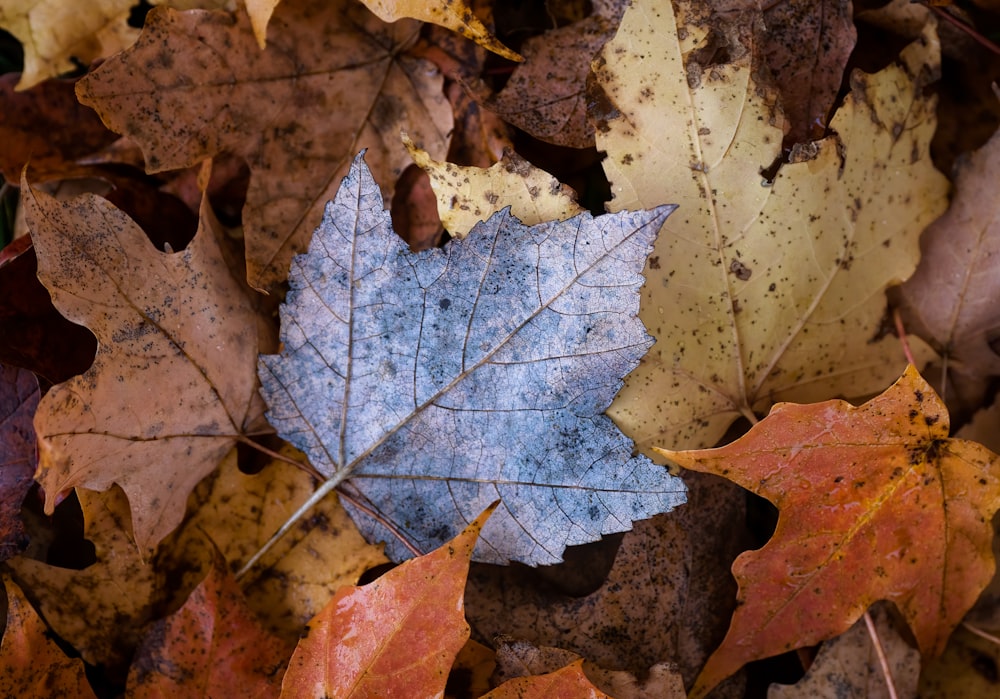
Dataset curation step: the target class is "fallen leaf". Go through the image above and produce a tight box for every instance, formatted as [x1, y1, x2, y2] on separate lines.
[360, 0, 521, 62]
[761, 0, 856, 144]
[492, 639, 686, 699]
[893, 124, 1000, 415]
[0, 74, 117, 180]
[0, 0, 138, 91]
[258, 152, 686, 565]
[767, 604, 920, 699]
[22, 177, 264, 549]
[0, 220, 98, 386]
[595, 0, 947, 451]
[405, 134, 584, 237]
[0, 364, 38, 562]
[162, 447, 389, 644]
[8, 487, 158, 671]
[466, 472, 746, 688]
[278, 504, 494, 698]
[483, 659, 613, 699]
[657, 365, 1000, 697]
[127, 555, 287, 699]
[0, 576, 97, 699]
[475, 13, 618, 148]
[76, 0, 453, 290]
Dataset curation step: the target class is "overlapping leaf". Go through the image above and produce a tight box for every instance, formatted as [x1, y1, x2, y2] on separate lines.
[0, 576, 97, 698]
[0, 364, 38, 561]
[595, 0, 947, 451]
[258, 153, 686, 565]
[658, 366, 1000, 696]
[76, 0, 453, 290]
[22, 179, 264, 549]
[894, 124, 1000, 411]
[127, 557, 287, 698]
[278, 505, 492, 698]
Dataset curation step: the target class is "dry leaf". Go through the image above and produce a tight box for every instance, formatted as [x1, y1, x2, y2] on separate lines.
[127, 556, 287, 699]
[768, 604, 921, 699]
[0, 576, 97, 698]
[761, 0, 856, 144]
[466, 472, 746, 688]
[893, 124, 1000, 414]
[476, 14, 618, 148]
[278, 504, 494, 698]
[658, 365, 1000, 696]
[22, 179, 264, 549]
[163, 447, 388, 644]
[76, 0, 453, 290]
[0, 364, 38, 562]
[483, 659, 613, 699]
[8, 487, 158, 670]
[257, 153, 686, 565]
[596, 0, 947, 452]
[0, 74, 117, 180]
[360, 0, 521, 62]
[404, 134, 584, 236]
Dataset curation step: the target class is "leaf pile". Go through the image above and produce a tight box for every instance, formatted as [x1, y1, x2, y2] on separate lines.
[2, 0, 1000, 696]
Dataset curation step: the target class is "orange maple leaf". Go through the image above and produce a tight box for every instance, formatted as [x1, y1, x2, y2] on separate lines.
[278, 503, 496, 698]
[657, 365, 1000, 697]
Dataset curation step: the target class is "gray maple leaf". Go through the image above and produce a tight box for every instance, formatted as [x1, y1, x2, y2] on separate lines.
[258, 152, 686, 565]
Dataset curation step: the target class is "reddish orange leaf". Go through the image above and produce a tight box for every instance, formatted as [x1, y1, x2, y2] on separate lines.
[127, 557, 288, 698]
[0, 576, 97, 699]
[657, 365, 1000, 697]
[278, 503, 496, 698]
[482, 659, 612, 699]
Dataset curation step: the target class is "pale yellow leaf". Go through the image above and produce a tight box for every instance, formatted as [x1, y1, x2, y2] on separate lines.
[404, 135, 584, 237]
[596, 0, 947, 451]
[361, 0, 521, 62]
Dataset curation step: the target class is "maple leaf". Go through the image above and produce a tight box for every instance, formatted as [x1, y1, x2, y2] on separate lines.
[769, 604, 920, 699]
[0, 363, 38, 562]
[481, 659, 613, 699]
[22, 178, 265, 550]
[656, 365, 1000, 697]
[127, 555, 287, 698]
[76, 0, 453, 290]
[162, 448, 388, 644]
[404, 135, 585, 237]
[0, 576, 97, 698]
[257, 152, 686, 566]
[466, 473, 745, 684]
[278, 504, 493, 698]
[761, 0, 856, 144]
[893, 124, 1000, 412]
[591, 0, 948, 452]
[0, 74, 116, 181]
[8, 487, 158, 670]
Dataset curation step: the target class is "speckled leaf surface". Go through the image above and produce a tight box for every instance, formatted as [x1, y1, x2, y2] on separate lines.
[659, 366, 1000, 697]
[22, 180, 264, 550]
[76, 0, 452, 290]
[597, 0, 948, 452]
[127, 558, 287, 699]
[404, 135, 584, 238]
[894, 126, 1000, 406]
[258, 152, 686, 565]
[278, 505, 492, 698]
[0, 576, 97, 699]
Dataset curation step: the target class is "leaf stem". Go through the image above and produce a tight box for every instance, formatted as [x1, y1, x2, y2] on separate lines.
[864, 610, 899, 699]
[962, 621, 1000, 646]
[234, 470, 349, 580]
[892, 308, 918, 368]
[235, 435, 323, 479]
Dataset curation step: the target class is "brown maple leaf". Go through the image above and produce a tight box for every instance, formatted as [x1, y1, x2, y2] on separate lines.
[657, 365, 1000, 697]
[76, 0, 453, 290]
